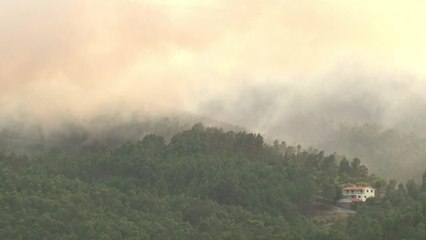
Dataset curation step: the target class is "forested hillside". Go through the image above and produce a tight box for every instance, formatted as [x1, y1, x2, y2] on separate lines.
[0, 123, 425, 239]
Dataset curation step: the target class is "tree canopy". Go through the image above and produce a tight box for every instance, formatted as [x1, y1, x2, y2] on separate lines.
[0, 123, 424, 239]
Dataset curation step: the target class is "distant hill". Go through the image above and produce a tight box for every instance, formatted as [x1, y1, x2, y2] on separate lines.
[318, 124, 426, 182]
[0, 112, 244, 154]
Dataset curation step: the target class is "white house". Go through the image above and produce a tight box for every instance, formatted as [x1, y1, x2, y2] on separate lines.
[342, 186, 375, 202]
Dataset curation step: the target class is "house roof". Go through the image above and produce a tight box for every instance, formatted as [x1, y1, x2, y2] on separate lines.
[343, 186, 374, 190]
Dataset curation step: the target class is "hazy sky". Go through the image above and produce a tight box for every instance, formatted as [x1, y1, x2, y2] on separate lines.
[1, 0, 426, 121]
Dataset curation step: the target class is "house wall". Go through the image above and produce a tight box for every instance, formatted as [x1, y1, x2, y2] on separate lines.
[342, 187, 375, 202]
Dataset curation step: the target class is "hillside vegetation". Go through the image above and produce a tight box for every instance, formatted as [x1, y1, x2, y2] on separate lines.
[0, 123, 426, 239]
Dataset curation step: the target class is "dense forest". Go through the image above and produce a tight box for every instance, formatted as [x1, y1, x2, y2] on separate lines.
[1, 123, 426, 239]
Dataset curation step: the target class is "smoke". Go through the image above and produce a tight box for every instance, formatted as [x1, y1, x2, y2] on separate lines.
[197, 66, 426, 145]
[3, 0, 426, 181]
[1, 0, 426, 131]
[0, 0, 201, 120]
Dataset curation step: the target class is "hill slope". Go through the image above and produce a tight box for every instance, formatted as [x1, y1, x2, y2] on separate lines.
[1, 123, 425, 239]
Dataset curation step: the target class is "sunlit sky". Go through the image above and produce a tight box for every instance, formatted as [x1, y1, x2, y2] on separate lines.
[1, 0, 426, 118]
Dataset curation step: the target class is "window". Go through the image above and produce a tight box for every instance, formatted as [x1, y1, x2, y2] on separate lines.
[358, 195, 361, 198]
[364, 196, 366, 198]
[366, 190, 369, 192]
